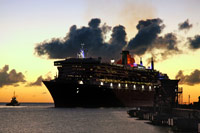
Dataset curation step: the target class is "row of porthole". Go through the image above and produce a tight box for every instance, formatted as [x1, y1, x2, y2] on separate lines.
[78, 80, 154, 91]
[101, 82, 153, 91]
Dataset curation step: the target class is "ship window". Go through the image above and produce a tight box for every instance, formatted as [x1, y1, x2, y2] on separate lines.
[118, 83, 121, 89]
[142, 85, 145, 91]
[79, 81, 83, 84]
[149, 86, 152, 91]
[125, 84, 128, 88]
[76, 88, 79, 94]
[110, 83, 113, 88]
[100, 82, 104, 86]
[133, 85, 136, 90]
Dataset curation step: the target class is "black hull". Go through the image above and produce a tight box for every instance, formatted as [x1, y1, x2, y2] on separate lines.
[6, 103, 20, 106]
[43, 81, 154, 108]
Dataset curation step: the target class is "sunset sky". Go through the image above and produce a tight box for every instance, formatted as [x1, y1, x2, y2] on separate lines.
[1, 0, 200, 103]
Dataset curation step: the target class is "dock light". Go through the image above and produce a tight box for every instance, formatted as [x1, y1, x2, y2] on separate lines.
[100, 82, 104, 85]
[79, 81, 83, 84]
[118, 83, 121, 88]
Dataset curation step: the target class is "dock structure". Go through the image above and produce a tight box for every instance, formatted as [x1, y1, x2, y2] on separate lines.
[127, 79, 200, 132]
[128, 93, 200, 132]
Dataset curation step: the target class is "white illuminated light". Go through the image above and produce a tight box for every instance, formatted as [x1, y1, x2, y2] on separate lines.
[100, 82, 104, 86]
[110, 83, 113, 88]
[77, 88, 79, 93]
[118, 83, 121, 88]
[125, 84, 128, 88]
[149, 86, 152, 91]
[133, 85, 136, 90]
[142, 85, 144, 91]
[111, 59, 115, 64]
[79, 81, 83, 84]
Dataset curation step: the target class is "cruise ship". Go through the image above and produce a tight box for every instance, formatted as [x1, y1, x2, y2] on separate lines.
[43, 45, 180, 107]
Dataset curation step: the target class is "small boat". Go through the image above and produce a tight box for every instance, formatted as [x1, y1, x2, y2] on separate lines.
[6, 92, 20, 106]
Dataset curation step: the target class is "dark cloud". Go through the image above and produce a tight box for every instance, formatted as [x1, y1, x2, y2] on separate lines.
[88, 18, 101, 29]
[35, 18, 127, 60]
[126, 18, 180, 61]
[0, 65, 26, 87]
[35, 18, 183, 62]
[175, 69, 200, 85]
[188, 35, 200, 49]
[178, 19, 193, 30]
[27, 75, 51, 87]
[127, 18, 165, 55]
[155, 33, 178, 51]
[101, 23, 112, 40]
[153, 33, 181, 61]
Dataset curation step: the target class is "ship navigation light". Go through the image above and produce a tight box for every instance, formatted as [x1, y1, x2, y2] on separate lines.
[110, 59, 115, 64]
[100, 82, 104, 86]
[77, 43, 85, 58]
[79, 80, 83, 84]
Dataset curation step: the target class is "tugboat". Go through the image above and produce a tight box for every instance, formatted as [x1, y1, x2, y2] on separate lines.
[6, 92, 20, 106]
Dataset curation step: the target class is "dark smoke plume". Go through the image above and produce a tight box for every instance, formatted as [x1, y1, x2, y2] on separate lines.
[155, 33, 178, 51]
[178, 19, 193, 30]
[0, 65, 26, 87]
[175, 69, 200, 85]
[27, 75, 51, 87]
[188, 35, 200, 49]
[35, 18, 126, 60]
[127, 18, 180, 59]
[127, 18, 165, 55]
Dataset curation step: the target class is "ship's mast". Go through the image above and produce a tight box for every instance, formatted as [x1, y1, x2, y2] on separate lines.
[77, 43, 85, 58]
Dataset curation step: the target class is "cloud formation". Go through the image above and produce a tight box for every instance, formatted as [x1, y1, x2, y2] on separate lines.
[0, 65, 26, 87]
[127, 19, 180, 60]
[188, 35, 200, 49]
[27, 75, 51, 87]
[127, 18, 164, 55]
[35, 18, 182, 62]
[35, 18, 127, 60]
[175, 69, 200, 85]
[178, 19, 193, 30]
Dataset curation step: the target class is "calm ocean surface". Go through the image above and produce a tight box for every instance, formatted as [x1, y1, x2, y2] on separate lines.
[0, 103, 173, 133]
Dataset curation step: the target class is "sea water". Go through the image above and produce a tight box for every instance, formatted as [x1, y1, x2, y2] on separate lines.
[0, 103, 173, 133]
